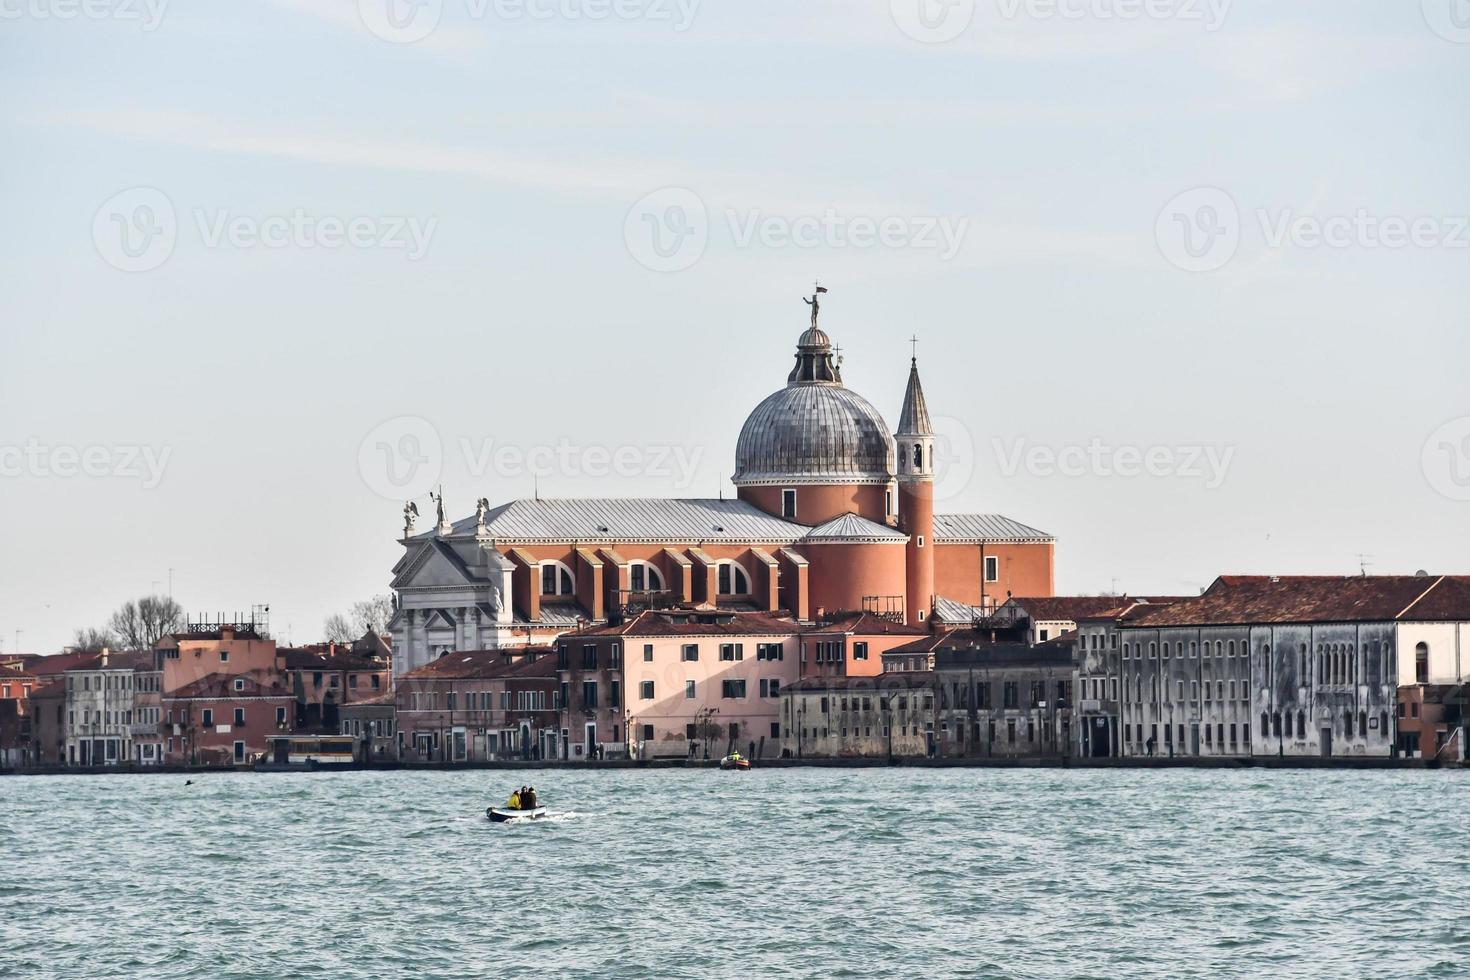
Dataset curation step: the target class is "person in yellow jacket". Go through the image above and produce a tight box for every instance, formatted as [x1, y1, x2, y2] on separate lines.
[507, 789, 522, 810]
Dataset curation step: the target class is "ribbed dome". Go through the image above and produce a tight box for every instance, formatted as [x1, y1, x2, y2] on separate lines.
[733, 380, 895, 487]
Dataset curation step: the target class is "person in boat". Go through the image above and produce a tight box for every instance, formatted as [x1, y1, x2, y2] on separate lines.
[507, 788, 522, 810]
[523, 786, 537, 809]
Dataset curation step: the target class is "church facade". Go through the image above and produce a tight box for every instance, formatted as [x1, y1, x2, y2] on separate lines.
[388, 303, 1056, 676]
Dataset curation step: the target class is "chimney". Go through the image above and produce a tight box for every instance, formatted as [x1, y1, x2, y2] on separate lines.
[100, 647, 110, 667]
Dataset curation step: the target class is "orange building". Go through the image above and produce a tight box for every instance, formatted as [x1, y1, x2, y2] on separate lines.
[389, 300, 1056, 675]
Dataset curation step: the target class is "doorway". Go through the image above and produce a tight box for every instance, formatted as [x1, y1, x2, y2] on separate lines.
[1320, 728, 1332, 757]
[584, 722, 597, 759]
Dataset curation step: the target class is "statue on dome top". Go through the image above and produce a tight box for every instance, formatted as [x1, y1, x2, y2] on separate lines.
[803, 283, 828, 329]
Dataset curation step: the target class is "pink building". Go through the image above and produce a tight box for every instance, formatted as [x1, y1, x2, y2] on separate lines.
[561, 609, 802, 761]
[163, 670, 293, 766]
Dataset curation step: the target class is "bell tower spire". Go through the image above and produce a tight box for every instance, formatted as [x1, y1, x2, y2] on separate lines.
[896, 345, 935, 627]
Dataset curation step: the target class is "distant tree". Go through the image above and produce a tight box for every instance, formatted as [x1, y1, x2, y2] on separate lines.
[71, 627, 116, 653]
[108, 595, 184, 650]
[349, 594, 395, 636]
[322, 614, 356, 644]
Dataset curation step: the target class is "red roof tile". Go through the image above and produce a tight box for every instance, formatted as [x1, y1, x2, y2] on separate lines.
[403, 649, 557, 681]
[564, 609, 801, 639]
[1128, 575, 1454, 627]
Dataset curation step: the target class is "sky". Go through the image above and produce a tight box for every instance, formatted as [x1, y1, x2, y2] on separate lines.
[1, 0, 1468, 653]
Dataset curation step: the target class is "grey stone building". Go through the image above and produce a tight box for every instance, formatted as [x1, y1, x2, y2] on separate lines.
[926, 631, 1075, 759]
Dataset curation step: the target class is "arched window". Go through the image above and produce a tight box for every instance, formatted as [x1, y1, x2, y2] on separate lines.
[628, 561, 664, 593]
[540, 561, 575, 596]
[717, 561, 750, 596]
[913, 443, 922, 469]
[1415, 642, 1429, 683]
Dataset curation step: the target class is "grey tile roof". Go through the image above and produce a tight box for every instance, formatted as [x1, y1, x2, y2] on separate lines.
[427, 498, 810, 545]
[897, 359, 932, 436]
[733, 383, 895, 485]
[932, 513, 1054, 544]
[805, 512, 909, 542]
[933, 596, 987, 623]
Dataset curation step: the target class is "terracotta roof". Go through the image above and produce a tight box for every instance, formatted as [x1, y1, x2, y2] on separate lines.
[807, 612, 927, 637]
[564, 609, 800, 639]
[1127, 575, 1463, 628]
[339, 692, 396, 708]
[0, 664, 36, 680]
[403, 649, 557, 681]
[1007, 596, 1136, 622]
[23, 652, 102, 676]
[27, 680, 66, 701]
[280, 649, 385, 671]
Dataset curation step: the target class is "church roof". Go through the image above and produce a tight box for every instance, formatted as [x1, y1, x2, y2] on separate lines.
[897, 359, 932, 436]
[805, 512, 908, 543]
[932, 513, 1054, 544]
[423, 498, 810, 545]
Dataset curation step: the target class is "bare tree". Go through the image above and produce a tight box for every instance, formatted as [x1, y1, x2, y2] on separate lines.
[322, 613, 356, 644]
[349, 594, 395, 636]
[108, 594, 184, 650]
[71, 627, 116, 653]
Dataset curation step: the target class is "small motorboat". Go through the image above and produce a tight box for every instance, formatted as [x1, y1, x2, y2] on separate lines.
[719, 755, 751, 771]
[487, 806, 547, 822]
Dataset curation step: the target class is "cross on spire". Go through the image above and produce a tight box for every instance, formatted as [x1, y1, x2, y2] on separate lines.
[909, 334, 919, 362]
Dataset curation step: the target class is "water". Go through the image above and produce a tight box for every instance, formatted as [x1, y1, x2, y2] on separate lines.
[2, 768, 1467, 978]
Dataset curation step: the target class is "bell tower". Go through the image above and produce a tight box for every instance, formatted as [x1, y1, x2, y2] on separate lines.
[896, 349, 935, 627]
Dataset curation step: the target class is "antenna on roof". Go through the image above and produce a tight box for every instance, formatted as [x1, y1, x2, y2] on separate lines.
[533, 473, 539, 502]
[1356, 553, 1373, 577]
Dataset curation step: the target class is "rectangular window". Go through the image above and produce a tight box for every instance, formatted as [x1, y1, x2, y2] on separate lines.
[685, 680, 696, 699]
[643, 643, 654, 663]
[682, 644, 699, 662]
[642, 724, 654, 741]
[759, 678, 769, 698]
[720, 644, 736, 662]
[582, 645, 598, 670]
[202, 709, 214, 727]
[220, 651, 229, 663]
[233, 708, 245, 726]
[781, 488, 797, 519]
[984, 556, 999, 582]
[275, 707, 286, 726]
[853, 642, 869, 660]
[640, 681, 654, 700]
[610, 680, 621, 707]
[582, 681, 598, 708]
[721, 679, 747, 699]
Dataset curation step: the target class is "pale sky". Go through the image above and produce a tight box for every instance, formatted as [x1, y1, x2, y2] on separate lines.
[2, 0, 1468, 653]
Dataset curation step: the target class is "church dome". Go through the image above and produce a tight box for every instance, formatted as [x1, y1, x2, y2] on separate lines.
[733, 320, 895, 487]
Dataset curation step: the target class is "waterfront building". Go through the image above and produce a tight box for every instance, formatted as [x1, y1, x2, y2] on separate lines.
[1111, 575, 1470, 760]
[0, 663, 38, 767]
[63, 651, 162, 767]
[280, 645, 392, 730]
[1390, 576, 1470, 759]
[996, 595, 1147, 645]
[388, 302, 1056, 676]
[561, 608, 802, 761]
[925, 632, 1075, 759]
[780, 672, 938, 758]
[1071, 598, 1185, 758]
[339, 693, 397, 761]
[162, 670, 294, 765]
[156, 624, 278, 693]
[396, 649, 558, 762]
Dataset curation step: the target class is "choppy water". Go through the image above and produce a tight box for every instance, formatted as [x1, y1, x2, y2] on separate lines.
[2, 767, 1468, 978]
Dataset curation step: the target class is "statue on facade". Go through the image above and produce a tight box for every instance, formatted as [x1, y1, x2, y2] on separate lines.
[475, 497, 490, 533]
[802, 283, 828, 329]
[430, 485, 447, 529]
[402, 500, 418, 535]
